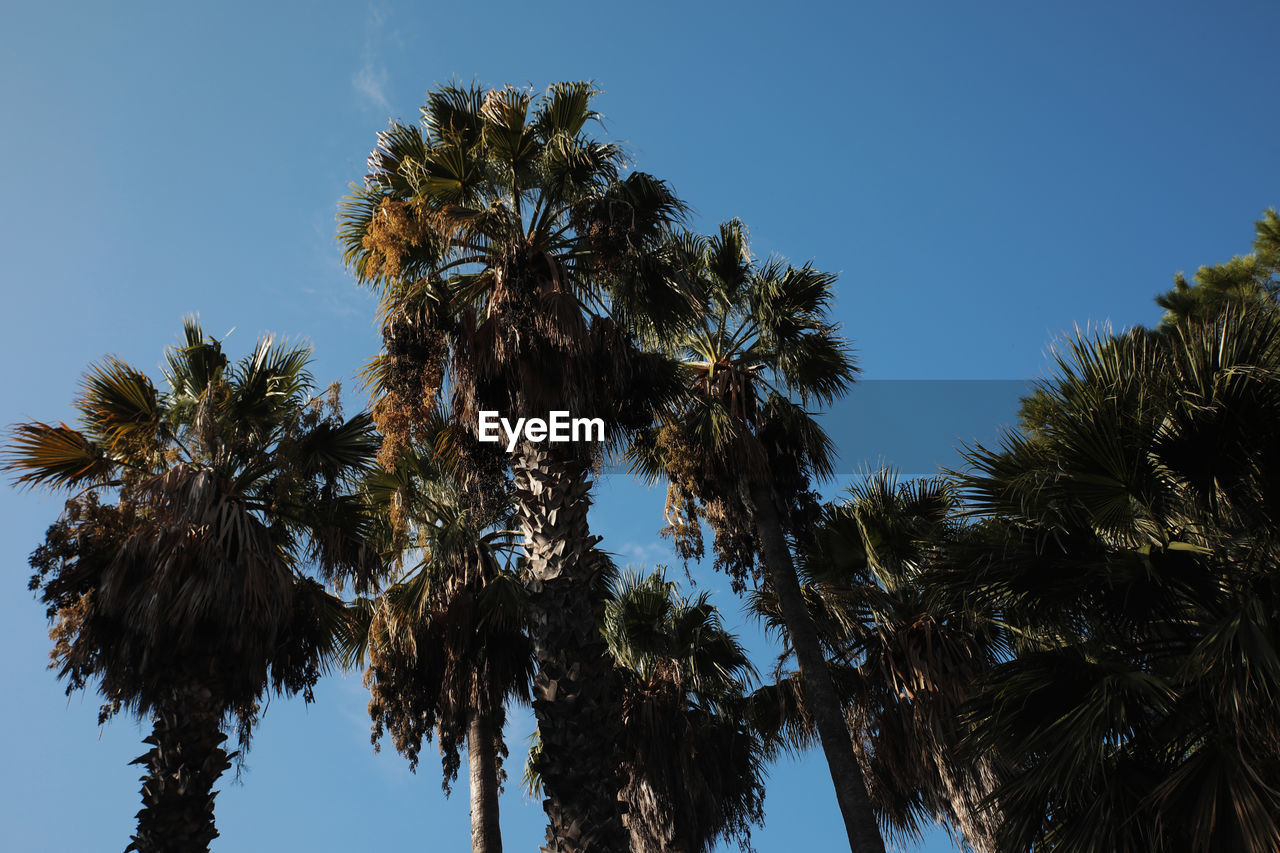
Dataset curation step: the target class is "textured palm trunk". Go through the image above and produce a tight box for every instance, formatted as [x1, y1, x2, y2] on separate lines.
[467, 709, 504, 853]
[623, 776, 693, 853]
[748, 480, 886, 853]
[931, 737, 1002, 853]
[127, 683, 232, 853]
[513, 441, 627, 853]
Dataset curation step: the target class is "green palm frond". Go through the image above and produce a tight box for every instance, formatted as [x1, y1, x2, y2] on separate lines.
[602, 568, 678, 677]
[293, 411, 380, 483]
[231, 335, 314, 420]
[337, 184, 390, 285]
[533, 80, 599, 139]
[745, 470, 1011, 850]
[480, 85, 536, 173]
[760, 393, 839, 480]
[276, 577, 350, 682]
[162, 316, 227, 403]
[422, 82, 485, 142]
[622, 425, 670, 486]
[366, 121, 429, 192]
[476, 569, 527, 633]
[76, 357, 161, 451]
[337, 597, 377, 670]
[603, 567, 756, 696]
[522, 728, 544, 798]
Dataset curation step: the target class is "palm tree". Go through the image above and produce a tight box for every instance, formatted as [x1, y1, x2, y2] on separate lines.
[338, 81, 690, 850]
[7, 318, 380, 852]
[526, 567, 767, 853]
[1154, 207, 1279, 329]
[631, 220, 884, 851]
[604, 568, 767, 853]
[957, 304, 1280, 851]
[343, 446, 533, 853]
[750, 472, 1008, 852]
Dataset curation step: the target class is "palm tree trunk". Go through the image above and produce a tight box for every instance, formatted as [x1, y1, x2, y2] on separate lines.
[468, 708, 504, 853]
[748, 481, 886, 853]
[127, 682, 232, 853]
[513, 441, 627, 853]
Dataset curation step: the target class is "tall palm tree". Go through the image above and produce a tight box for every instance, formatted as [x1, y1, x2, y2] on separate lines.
[344, 445, 533, 853]
[338, 81, 690, 850]
[631, 221, 884, 851]
[750, 472, 1008, 852]
[957, 304, 1280, 852]
[7, 318, 380, 852]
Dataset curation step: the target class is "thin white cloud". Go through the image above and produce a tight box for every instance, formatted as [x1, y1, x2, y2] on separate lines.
[352, 3, 391, 112]
[616, 540, 674, 567]
[353, 63, 390, 112]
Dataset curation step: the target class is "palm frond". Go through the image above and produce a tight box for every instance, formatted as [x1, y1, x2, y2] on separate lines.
[76, 357, 161, 451]
[4, 422, 116, 488]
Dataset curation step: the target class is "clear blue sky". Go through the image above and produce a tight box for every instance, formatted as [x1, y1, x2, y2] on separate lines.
[2, 1, 1277, 851]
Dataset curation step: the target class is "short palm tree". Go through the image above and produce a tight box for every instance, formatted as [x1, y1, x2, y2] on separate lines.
[604, 568, 766, 853]
[526, 567, 767, 853]
[631, 220, 883, 851]
[751, 472, 1009, 852]
[8, 319, 379, 852]
[339, 81, 690, 851]
[958, 303, 1280, 852]
[345, 445, 533, 853]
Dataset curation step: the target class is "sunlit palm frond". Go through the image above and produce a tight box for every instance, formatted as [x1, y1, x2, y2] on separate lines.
[533, 80, 599, 139]
[230, 335, 314, 423]
[4, 422, 118, 488]
[162, 316, 227, 403]
[76, 357, 162, 452]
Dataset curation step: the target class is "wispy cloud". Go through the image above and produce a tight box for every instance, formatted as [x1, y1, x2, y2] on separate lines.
[352, 4, 391, 112]
[615, 540, 674, 567]
[353, 65, 390, 112]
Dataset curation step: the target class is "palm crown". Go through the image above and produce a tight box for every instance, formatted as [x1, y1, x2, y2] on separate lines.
[7, 318, 380, 851]
[957, 307, 1280, 852]
[517, 567, 767, 853]
[349, 447, 532, 783]
[12, 318, 380, 717]
[635, 219, 857, 587]
[339, 81, 690, 464]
